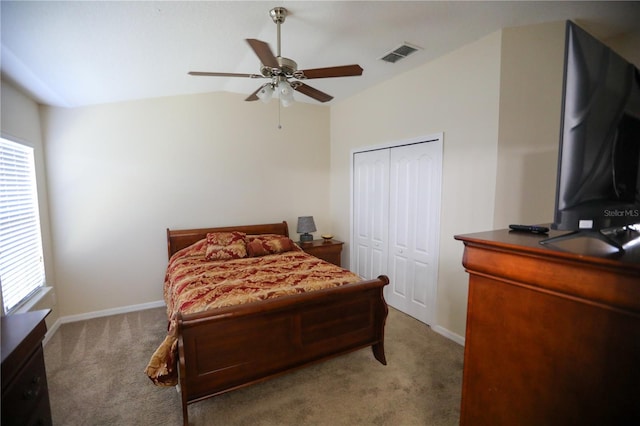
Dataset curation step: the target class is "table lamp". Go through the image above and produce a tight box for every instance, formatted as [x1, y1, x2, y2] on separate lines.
[297, 216, 316, 242]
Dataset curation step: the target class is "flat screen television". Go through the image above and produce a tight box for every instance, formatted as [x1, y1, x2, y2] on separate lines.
[543, 21, 640, 250]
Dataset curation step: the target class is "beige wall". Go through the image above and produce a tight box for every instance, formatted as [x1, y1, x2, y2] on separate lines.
[494, 21, 565, 228]
[1, 79, 59, 328]
[606, 31, 640, 66]
[330, 31, 503, 339]
[40, 92, 331, 317]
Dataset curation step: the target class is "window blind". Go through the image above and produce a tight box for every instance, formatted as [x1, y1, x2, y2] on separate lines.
[0, 138, 45, 314]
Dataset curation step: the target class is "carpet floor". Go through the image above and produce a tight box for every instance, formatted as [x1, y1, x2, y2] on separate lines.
[44, 306, 463, 426]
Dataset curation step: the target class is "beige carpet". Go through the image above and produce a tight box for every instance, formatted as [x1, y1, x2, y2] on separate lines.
[44, 306, 463, 426]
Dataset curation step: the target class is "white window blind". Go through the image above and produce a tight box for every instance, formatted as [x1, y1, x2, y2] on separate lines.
[0, 137, 45, 314]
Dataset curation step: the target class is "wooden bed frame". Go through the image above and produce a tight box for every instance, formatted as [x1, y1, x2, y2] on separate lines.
[166, 221, 389, 426]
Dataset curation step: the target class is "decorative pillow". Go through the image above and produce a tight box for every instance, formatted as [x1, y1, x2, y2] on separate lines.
[246, 234, 285, 242]
[205, 232, 247, 261]
[171, 237, 208, 260]
[246, 235, 295, 257]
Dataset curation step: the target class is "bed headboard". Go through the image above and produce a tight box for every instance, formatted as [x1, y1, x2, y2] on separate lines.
[166, 221, 289, 259]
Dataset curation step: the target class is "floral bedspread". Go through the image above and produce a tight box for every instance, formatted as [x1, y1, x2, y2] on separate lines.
[145, 236, 362, 386]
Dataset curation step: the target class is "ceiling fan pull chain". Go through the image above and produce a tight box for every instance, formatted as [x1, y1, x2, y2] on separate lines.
[278, 98, 282, 130]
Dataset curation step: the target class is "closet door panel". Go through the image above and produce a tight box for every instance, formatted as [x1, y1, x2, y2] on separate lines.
[387, 142, 440, 324]
[415, 153, 434, 256]
[355, 245, 369, 279]
[412, 260, 430, 305]
[371, 245, 385, 278]
[353, 149, 389, 280]
[390, 254, 408, 296]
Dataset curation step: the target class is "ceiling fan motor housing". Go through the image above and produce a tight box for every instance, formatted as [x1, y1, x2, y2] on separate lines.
[261, 57, 298, 77]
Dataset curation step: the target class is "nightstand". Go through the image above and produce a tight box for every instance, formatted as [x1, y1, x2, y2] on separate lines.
[299, 239, 344, 267]
[1, 309, 52, 426]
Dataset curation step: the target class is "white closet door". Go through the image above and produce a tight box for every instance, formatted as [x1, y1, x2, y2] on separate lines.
[386, 142, 442, 325]
[352, 149, 389, 280]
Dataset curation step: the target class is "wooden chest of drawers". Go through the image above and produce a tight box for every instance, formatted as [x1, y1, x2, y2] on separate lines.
[1, 309, 52, 426]
[299, 239, 344, 267]
[455, 230, 640, 425]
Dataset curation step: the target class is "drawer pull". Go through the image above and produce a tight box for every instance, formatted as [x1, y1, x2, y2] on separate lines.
[22, 376, 42, 400]
[23, 388, 40, 400]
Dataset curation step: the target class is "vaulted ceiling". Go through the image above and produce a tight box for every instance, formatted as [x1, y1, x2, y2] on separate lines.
[2, 1, 639, 108]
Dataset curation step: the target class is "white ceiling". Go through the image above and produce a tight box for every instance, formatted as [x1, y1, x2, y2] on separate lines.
[2, 1, 639, 108]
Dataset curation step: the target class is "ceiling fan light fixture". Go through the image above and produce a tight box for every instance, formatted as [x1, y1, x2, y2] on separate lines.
[257, 84, 274, 103]
[278, 79, 294, 107]
[281, 97, 294, 108]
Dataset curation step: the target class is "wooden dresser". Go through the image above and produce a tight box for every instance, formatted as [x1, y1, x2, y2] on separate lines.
[1, 309, 52, 426]
[299, 239, 344, 267]
[455, 229, 640, 426]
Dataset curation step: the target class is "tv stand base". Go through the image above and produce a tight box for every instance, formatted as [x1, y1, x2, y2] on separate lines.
[540, 229, 625, 252]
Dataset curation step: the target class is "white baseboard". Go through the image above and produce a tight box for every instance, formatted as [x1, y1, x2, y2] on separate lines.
[44, 300, 165, 346]
[432, 325, 465, 346]
[58, 300, 166, 324]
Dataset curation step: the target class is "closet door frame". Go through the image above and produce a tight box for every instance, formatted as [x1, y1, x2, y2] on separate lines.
[350, 132, 443, 325]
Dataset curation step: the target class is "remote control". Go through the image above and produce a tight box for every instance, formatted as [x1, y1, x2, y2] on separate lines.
[509, 224, 549, 234]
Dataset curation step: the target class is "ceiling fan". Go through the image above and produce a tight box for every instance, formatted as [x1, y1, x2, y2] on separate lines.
[188, 6, 363, 105]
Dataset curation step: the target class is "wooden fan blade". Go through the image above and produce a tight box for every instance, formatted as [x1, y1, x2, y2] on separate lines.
[294, 83, 334, 103]
[246, 39, 279, 68]
[299, 64, 363, 79]
[188, 71, 263, 78]
[245, 84, 266, 102]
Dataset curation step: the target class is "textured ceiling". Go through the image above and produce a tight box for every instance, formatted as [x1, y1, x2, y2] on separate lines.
[2, 1, 639, 108]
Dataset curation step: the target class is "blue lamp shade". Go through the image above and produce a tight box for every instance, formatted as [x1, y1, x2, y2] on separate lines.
[297, 216, 316, 242]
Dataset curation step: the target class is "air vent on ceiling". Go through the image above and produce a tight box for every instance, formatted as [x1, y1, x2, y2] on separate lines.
[380, 42, 422, 63]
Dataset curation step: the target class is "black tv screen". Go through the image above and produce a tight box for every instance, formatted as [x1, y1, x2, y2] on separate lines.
[552, 21, 640, 233]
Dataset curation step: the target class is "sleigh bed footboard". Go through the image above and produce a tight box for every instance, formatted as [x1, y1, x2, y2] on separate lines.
[176, 275, 389, 426]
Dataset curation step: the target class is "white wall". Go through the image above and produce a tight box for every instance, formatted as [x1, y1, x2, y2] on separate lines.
[1, 79, 58, 328]
[330, 31, 503, 339]
[40, 92, 331, 317]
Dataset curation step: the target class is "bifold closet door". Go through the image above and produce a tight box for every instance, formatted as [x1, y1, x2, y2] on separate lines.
[386, 142, 441, 325]
[352, 149, 389, 281]
[352, 139, 442, 325]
